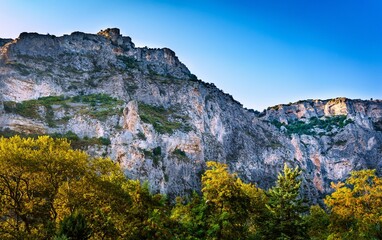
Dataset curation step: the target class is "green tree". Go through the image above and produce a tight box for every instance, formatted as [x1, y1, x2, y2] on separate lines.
[261, 163, 308, 240]
[57, 211, 91, 240]
[171, 192, 208, 239]
[305, 205, 330, 240]
[122, 181, 175, 240]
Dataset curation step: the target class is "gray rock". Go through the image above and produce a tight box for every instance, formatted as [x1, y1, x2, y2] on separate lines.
[1, 29, 382, 203]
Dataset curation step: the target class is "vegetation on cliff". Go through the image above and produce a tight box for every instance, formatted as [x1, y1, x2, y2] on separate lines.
[3, 93, 124, 126]
[138, 102, 192, 134]
[271, 115, 354, 136]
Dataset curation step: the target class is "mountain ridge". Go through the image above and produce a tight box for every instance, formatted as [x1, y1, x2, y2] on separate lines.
[1, 28, 381, 203]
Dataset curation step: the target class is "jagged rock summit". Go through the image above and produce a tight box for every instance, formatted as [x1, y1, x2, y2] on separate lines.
[1, 28, 382, 202]
[1, 28, 194, 102]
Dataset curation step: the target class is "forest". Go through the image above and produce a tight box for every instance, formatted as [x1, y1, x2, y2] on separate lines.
[0, 136, 381, 240]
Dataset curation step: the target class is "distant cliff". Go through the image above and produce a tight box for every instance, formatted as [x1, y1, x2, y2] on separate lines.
[1, 28, 381, 202]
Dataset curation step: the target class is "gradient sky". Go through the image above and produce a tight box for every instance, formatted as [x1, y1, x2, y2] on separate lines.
[1, 0, 381, 110]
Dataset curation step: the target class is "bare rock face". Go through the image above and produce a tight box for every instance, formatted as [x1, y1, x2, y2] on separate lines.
[1, 29, 382, 202]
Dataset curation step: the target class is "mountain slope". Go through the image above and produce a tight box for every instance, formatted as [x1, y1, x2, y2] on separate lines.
[1, 28, 381, 202]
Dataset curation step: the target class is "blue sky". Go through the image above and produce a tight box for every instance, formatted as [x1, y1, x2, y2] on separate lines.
[1, 0, 381, 110]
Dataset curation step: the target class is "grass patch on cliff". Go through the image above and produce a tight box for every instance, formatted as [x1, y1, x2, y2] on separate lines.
[136, 131, 146, 140]
[0, 128, 41, 139]
[73, 93, 124, 121]
[50, 132, 111, 149]
[4, 101, 40, 119]
[72, 93, 123, 106]
[272, 115, 354, 136]
[3, 98, 58, 127]
[3, 94, 124, 124]
[138, 103, 192, 134]
[5, 61, 31, 76]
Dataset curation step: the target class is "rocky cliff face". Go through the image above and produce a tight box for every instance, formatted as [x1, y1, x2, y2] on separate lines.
[1, 29, 381, 202]
[262, 99, 382, 197]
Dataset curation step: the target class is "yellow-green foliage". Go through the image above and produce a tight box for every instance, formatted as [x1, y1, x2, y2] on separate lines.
[0, 136, 170, 239]
[325, 169, 382, 240]
[202, 162, 253, 239]
[0, 136, 381, 239]
[0, 129, 111, 149]
[171, 161, 266, 240]
[0, 136, 89, 239]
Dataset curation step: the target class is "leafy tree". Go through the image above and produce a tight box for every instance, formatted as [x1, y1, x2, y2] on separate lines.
[54, 156, 133, 239]
[202, 161, 255, 239]
[325, 169, 382, 240]
[260, 163, 308, 240]
[0, 136, 88, 239]
[171, 161, 265, 239]
[53, 235, 69, 240]
[122, 181, 175, 239]
[0, 136, 141, 239]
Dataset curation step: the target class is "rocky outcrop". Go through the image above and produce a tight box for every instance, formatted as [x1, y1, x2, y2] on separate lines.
[264, 98, 382, 124]
[0, 38, 13, 48]
[1, 29, 381, 202]
[261, 98, 382, 198]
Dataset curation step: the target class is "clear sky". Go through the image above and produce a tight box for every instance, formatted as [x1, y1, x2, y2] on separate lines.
[1, 0, 381, 110]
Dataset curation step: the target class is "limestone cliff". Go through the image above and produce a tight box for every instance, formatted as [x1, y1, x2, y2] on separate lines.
[1, 28, 381, 202]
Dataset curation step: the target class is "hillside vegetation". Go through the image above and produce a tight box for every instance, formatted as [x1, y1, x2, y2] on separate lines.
[0, 136, 381, 239]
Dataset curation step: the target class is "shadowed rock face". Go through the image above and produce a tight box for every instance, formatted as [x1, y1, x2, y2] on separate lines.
[1, 28, 382, 202]
[0, 38, 13, 48]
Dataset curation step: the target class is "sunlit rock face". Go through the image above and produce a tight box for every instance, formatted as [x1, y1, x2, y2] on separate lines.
[1, 28, 382, 202]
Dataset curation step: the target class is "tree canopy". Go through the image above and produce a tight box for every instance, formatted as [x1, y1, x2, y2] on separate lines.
[325, 169, 382, 239]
